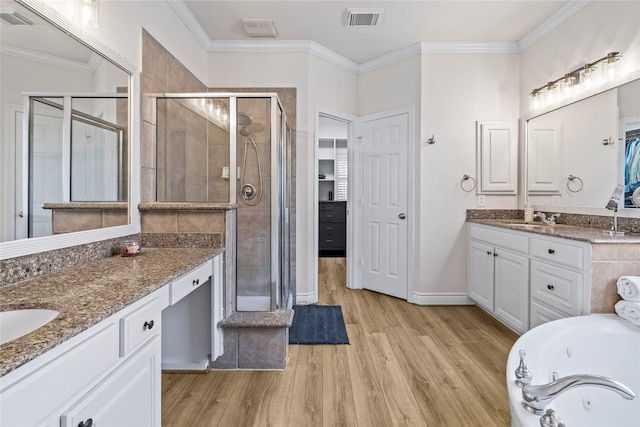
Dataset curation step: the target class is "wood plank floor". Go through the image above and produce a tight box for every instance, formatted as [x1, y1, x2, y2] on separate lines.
[162, 258, 518, 426]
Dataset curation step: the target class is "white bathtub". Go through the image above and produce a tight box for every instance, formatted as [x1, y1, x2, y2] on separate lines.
[507, 314, 640, 426]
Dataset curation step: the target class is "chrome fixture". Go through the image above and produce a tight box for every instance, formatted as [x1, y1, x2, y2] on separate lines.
[605, 184, 625, 235]
[533, 212, 560, 225]
[514, 350, 533, 386]
[460, 174, 477, 192]
[540, 409, 565, 427]
[521, 374, 637, 415]
[529, 51, 622, 111]
[566, 175, 583, 193]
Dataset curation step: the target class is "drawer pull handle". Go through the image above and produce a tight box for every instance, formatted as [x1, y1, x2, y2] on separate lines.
[547, 284, 555, 291]
[326, 239, 333, 242]
[326, 227, 333, 230]
[193, 278, 200, 286]
[326, 215, 333, 218]
[78, 418, 93, 427]
[548, 249, 555, 254]
[144, 320, 155, 330]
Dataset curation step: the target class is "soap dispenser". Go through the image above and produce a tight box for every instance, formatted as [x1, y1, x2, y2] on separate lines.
[524, 205, 534, 223]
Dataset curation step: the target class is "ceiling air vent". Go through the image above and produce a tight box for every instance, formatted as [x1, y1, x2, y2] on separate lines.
[345, 8, 383, 27]
[242, 19, 277, 38]
[0, 8, 33, 25]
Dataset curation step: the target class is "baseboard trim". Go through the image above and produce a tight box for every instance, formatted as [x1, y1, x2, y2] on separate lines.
[295, 291, 316, 305]
[409, 292, 475, 305]
[161, 361, 209, 371]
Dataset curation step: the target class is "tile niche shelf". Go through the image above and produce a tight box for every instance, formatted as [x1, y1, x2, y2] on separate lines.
[318, 137, 347, 202]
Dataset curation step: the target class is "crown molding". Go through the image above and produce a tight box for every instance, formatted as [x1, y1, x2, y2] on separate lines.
[166, 0, 212, 48]
[1, 45, 92, 73]
[518, 0, 589, 51]
[168, 0, 588, 75]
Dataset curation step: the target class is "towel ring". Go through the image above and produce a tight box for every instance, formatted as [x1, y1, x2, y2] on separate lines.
[460, 175, 477, 192]
[567, 175, 583, 193]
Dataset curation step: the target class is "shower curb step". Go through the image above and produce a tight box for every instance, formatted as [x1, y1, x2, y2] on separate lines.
[218, 310, 294, 329]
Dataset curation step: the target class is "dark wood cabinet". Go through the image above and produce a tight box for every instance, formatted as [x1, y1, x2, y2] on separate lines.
[319, 201, 346, 257]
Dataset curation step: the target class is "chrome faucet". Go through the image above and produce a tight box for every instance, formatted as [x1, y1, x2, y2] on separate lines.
[533, 212, 561, 225]
[521, 374, 637, 415]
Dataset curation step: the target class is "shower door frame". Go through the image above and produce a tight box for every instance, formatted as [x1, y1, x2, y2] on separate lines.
[152, 92, 291, 312]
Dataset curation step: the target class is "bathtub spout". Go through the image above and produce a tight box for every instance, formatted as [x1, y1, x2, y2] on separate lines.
[522, 374, 637, 415]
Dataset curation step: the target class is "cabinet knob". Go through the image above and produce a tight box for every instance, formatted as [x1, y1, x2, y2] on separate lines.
[493, 252, 498, 257]
[487, 251, 492, 255]
[398, 213, 406, 220]
[144, 320, 155, 330]
[547, 284, 555, 291]
[193, 278, 200, 286]
[78, 419, 93, 427]
[548, 249, 555, 254]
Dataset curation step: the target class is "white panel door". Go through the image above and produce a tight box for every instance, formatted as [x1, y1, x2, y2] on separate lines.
[361, 114, 408, 299]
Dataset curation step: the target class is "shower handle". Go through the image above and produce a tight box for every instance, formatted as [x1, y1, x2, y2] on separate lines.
[398, 213, 406, 220]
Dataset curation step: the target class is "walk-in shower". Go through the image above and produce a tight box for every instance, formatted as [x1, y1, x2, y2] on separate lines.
[155, 93, 293, 311]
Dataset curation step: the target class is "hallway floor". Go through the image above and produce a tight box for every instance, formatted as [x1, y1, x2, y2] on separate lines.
[162, 258, 518, 426]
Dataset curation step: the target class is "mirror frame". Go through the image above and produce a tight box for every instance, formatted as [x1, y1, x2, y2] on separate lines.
[524, 68, 640, 218]
[0, 0, 140, 260]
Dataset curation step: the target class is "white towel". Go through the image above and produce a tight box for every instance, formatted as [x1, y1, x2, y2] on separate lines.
[615, 300, 640, 326]
[616, 276, 640, 302]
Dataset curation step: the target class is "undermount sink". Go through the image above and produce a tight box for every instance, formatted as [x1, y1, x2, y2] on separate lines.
[0, 309, 59, 345]
[508, 223, 550, 228]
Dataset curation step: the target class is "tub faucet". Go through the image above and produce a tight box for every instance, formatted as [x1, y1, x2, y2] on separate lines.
[534, 212, 560, 225]
[522, 374, 637, 415]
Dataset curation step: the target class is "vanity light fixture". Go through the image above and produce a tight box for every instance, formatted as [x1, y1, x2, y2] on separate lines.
[529, 51, 623, 112]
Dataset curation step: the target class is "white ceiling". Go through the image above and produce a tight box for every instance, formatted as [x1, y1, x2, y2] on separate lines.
[181, 0, 572, 64]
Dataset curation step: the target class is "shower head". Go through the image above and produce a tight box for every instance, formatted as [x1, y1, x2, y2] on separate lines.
[238, 112, 252, 127]
[239, 126, 251, 137]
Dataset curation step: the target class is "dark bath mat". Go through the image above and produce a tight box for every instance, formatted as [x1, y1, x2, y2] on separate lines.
[289, 305, 349, 345]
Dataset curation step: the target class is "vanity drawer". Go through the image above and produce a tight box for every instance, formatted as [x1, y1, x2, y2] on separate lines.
[530, 237, 584, 269]
[319, 202, 346, 223]
[530, 260, 583, 316]
[530, 300, 566, 329]
[468, 224, 529, 254]
[170, 261, 212, 305]
[119, 297, 161, 357]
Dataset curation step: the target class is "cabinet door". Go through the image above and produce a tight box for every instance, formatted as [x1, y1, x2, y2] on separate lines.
[467, 240, 495, 311]
[477, 121, 518, 194]
[60, 336, 161, 427]
[527, 122, 562, 193]
[494, 250, 529, 333]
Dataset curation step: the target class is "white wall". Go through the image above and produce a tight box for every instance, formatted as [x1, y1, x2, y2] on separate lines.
[418, 52, 520, 296]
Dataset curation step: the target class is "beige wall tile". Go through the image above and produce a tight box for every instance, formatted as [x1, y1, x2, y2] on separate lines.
[52, 210, 102, 233]
[178, 211, 225, 233]
[141, 211, 178, 233]
[591, 260, 640, 313]
[102, 210, 128, 228]
[592, 243, 640, 261]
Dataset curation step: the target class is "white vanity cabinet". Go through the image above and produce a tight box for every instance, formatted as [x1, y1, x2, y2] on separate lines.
[467, 223, 592, 334]
[0, 287, 166, 427]
[467, 225, 530, 333]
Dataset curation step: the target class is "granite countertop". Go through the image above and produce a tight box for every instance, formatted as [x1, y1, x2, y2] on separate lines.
[42, 202, 127, 210]
[138, 202, 237, 210]
[468, 218, 640, 244]
[0, 247, 223, 377]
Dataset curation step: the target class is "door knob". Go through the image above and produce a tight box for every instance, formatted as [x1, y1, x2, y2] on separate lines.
[398, 213, 406, 220]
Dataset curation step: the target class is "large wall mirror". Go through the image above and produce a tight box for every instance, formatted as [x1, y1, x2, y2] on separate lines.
[526, 77, 640, 216]
[0, 0, 139, 259]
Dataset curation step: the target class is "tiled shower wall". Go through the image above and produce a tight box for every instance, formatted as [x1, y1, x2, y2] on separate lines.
[141, 30, 297, 302]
